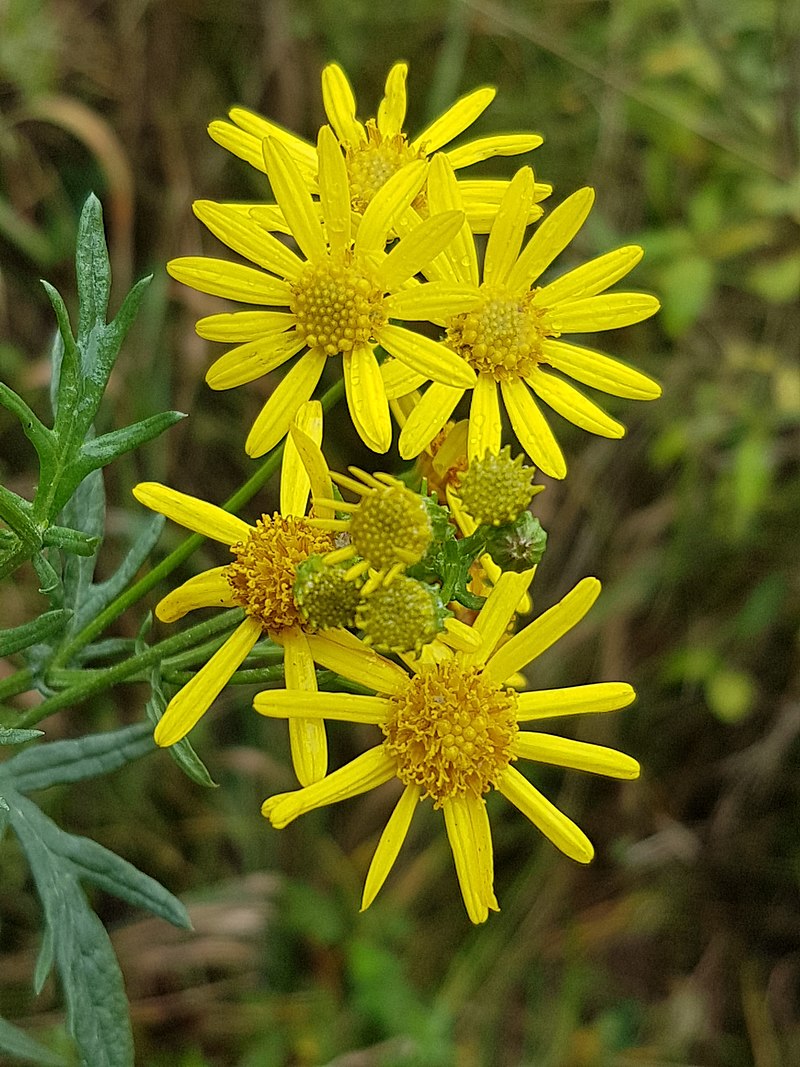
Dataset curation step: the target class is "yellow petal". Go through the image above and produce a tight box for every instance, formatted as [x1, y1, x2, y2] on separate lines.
[378, 323, 476, 388]
[281, 400, 323, 519]
[526, 367, 625, 438]
[384, 283, 480, 324]
[205, 332, 306, 390]
[287, 421, 334, 519]
[483, 168, 534, 287]
[133, 482, 251, 544]
[248, 204, 295, 236]
[440, 617, 483, 652]
[167, 257, 291, 305]
[484, 576, 601, 684]
[193, 200, 304, 280]
[495, 765, 594, 863]
[542, 293, 661, 333]
[467, 374, 502, 460]
[541, 340, 662, 400]
[281, 627, 327, 786]
[196, 310, 296, 342]
[155, 567, 236, 623]
[536, 246, 644, 303]
[426, 155, 478, 285]
[442, 794, 495, 923]
[377, 62, 408, 137]
[362, 783, 419, 910]
[154, 618, 261, 746]
[207, 120, 268, 173]
[460, 569, 536, 666]
[220, 108, 318, 179]
[514, 732, 640, 779]
[381, 358, 427, 400]
[254, 688, 389, 723]
[499, 378, 566, 479]
[305, 629, 408, 694]
[411, 87, 495, 154]
[344, 344, 392, 453]
[262, 747, 396, 828]
[321, 62, 366, 145]
[262, 138, 326, 262]
[398, 382, 464, 459]
[516, 682, 636, 721]
[317, 125, 351, 253]
[505, 188, 595, 293]
[355, 161, 428, 256]
[375, 210, 466, 291]
[245, 349, 327, 457]
[444, 132, 543, 169]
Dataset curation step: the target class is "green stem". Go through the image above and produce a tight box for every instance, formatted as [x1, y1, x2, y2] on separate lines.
[50, 377, 345, 669]
[8, 610, 244, 729]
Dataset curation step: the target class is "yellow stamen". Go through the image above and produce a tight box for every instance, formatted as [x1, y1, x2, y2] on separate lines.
[383, 660, 518, 806]
[446, 286, 548, 381]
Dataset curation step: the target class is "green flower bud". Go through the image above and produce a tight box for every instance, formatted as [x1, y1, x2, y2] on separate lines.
[483, 512, 548, 572]
[455, 447, 541, 526]
[357, 576, 450, 654]
[293, 555, 362, 630]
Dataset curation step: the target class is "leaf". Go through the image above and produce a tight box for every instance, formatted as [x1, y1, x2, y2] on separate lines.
[62, 513, 165, 645]
[75, 194, 111, 350]
[0, 381, 56, 469]
[73, 410, 186, 477]
[34, 921, 55, 995]
[60, 466, 105, 632]
[0, 483, 39, 545]
[19, 794, 190, 929]
[9, 808, 135, 1067]
[42, 525, 100, 556]
[0, 611, 70, 657]
[0, 1014, 66, 1066]
[1, 722, 154, 795]
[41, 281, 79, 421]
[145, 664, 218, 789]
[0, 726, 44, 746]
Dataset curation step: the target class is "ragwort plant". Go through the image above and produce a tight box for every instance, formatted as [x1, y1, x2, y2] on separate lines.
[0, 60, 659, 1065]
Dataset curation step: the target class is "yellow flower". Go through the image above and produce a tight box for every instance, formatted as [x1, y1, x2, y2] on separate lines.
[133, 403, 355, 786]
[168, 127, 478, 457]
[385, 158, 662, 479]
[255, 571, 639, 923]
[208, 61, 550, 232]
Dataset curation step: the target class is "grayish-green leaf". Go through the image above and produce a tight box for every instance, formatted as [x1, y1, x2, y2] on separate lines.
[34, 920, 55, 995]
[0, 1014, 66, 1066]
[60, 467, 105, 631]
[75, 194, 111, 350]
[0, 725, 44, 745]
[42, 525, 100, 557]
[1, 722, 154, 795]
[0, 611, 70, 657]
[0, 382, 56, 469]
[76, 410, 186, 473]
[145, 666, 218, 789]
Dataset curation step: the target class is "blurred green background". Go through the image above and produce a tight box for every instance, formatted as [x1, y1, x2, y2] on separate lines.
[1, 0, 799, 1064]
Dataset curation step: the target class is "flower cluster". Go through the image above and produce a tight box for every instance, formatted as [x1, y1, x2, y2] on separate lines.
[139, 61, 659, 922]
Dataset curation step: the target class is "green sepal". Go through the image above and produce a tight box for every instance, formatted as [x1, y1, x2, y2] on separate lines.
[482, 512, 548, 572]
[42, 524, 101, 556]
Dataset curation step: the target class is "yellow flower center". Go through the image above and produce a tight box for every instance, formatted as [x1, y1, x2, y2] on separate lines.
[383, 660, 518, 806]
[290, 251, 387, 356]
[345, 120, 425, 213]
[226, 515, 335, 634]
[349, 482, 432, 571]
[445, 288, 547, 381]
[456, 446, 539, 526]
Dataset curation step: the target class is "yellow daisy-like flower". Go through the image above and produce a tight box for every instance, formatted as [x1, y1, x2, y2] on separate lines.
[384, 157, 662, 479]
[168, 126, 478, 457]
[133, 403, 354, 786]
[254, 570, 639, 923]
[208, 61, 550, 233]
